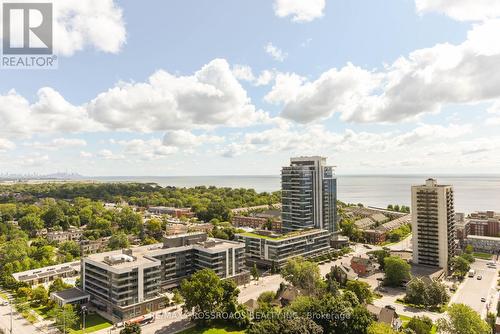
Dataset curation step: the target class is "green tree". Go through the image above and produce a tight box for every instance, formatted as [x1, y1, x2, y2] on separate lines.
[117, 207, 142, 233]
[18, 214, 44, 236]
[369, 249, 390, 270]
[49, 277, 71, 294]
[49, 304, 79, 334]
[407, 316, 433, 334]
[486, 312, 496, 333]
[120, 323, 141, 334]
[436, 304, 490, 334]
[58, 240, 80, 258]
[31, 286, 48, 307]
[172, 289, 184, 304]
[405, 278, 428, 305]
[384, 256, 411, 287]
[345, 280, 373, 303]
[251, 264, 260, 281]
[426, 280, 449, 307]
[257, 291, 275, 307]
[179, 268, 240, 325]
[16, 287, 32, 299]
[281, 257, 324, 295]
[451, 256, 470, 277]
[108, 232, 130, 250]
[41, 204, 65, 228]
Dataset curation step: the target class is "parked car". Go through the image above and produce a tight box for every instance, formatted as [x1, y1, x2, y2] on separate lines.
[481, 297, 486, 302]
[477, 275, 482, 280]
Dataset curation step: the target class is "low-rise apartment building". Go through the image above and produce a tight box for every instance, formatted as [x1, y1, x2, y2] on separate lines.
[147, 206, 195, 218]
[12, 261, 81, 286]
[82, 232, 248, 322]
[235, 229, 331, 268]
[464, 235, 500, 254]
[232, 216, 282, 231]
[47, 228, 83, 243]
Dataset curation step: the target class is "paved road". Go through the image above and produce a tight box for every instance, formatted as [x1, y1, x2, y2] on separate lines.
[449, 258, 499, 318]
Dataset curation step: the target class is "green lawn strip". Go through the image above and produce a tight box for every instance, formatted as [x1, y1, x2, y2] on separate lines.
[395, 299, 446, 313]
[69, 314, 112, 334]
[0, 291, 10, 301]
[399, 314, 411, 326]
[178, 323, 245, 334]
[473, 252, 493, 260]
[33, 304, 52, 319]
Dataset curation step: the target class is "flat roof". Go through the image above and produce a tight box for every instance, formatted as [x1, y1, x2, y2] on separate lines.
[12, 261, 80, 281]
[51, 287, 90, 301]
[467, 235, 500, 241]
[85, 244, 163, 269]
[85, 236, 245, 269]
[237, 228, 327, 240]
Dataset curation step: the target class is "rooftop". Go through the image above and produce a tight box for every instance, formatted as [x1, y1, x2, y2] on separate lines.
[237, 228, 327, 240]
[12, 261, 80, 281]
[51, 287, 90, 302]
[85, 233, 244, 269]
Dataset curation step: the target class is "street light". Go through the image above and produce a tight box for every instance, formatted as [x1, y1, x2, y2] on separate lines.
[82, 305, 88, 334]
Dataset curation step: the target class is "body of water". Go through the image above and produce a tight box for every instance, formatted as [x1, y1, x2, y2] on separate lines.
[93, 175, 500, 213]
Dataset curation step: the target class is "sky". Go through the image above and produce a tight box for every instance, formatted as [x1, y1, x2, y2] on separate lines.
[1, 0, 500, 176]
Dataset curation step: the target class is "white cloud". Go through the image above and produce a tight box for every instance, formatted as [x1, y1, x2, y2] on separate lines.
[265, 42, 288, 62]
[274, 0, 325, 22]
[97, 149, 124, 160]
[0, 0, 126, 56]
[266, 19, 500, 123]
[255, 70, 276, 86]
[232, 64, 255, 82]
[162, 130, 223, 148]
[415, 0, 500, 21]
[17, 153, 50, 167]
[26, 138, 87, 150]
[87, 58, 270, 132]
[0, 138, 15, 152]
[0, 88, 101, 138]
[0, 59, 271, 138]
[114, 139, 179, 160]
[218, 123, 474, 157]
[80, 151, 93, 158]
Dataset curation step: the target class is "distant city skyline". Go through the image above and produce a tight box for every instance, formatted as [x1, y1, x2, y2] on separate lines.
[1, 0, 500, 176]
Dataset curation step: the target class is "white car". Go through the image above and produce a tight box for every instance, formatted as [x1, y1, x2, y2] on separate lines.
[481, 297, 486, 302]
[1, 301, 8, 306]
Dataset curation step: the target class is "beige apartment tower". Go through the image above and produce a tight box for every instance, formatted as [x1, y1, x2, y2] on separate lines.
[411, 178, 456, 269]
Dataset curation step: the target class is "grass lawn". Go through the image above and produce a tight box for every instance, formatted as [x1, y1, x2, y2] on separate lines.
[69, 314, 112, 334]
[33, 304, 52, 319]
[473, 252, 493, 260]
[179, 324, 245, 334]
[399, 314, 411, 326]
[0, 291, 9, 301]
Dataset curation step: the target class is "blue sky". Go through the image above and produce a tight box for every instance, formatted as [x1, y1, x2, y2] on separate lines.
[1, 0, 500, 176]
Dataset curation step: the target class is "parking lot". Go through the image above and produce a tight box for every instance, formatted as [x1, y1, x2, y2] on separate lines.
[450, 259, 499, 317]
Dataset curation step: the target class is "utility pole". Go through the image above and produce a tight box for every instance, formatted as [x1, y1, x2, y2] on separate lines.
[63, 307, 66, 334]
[82, 305, 87, 334]
[9, 302, 13, 334]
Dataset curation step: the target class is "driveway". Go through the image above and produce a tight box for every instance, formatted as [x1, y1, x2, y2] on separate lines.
[449, 259, 499, 318]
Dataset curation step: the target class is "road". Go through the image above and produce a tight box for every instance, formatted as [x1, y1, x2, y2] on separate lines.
[449, 258, 499, 318]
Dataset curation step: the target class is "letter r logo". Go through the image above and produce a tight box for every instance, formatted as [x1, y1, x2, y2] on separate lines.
[2, 3, 53, 54]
